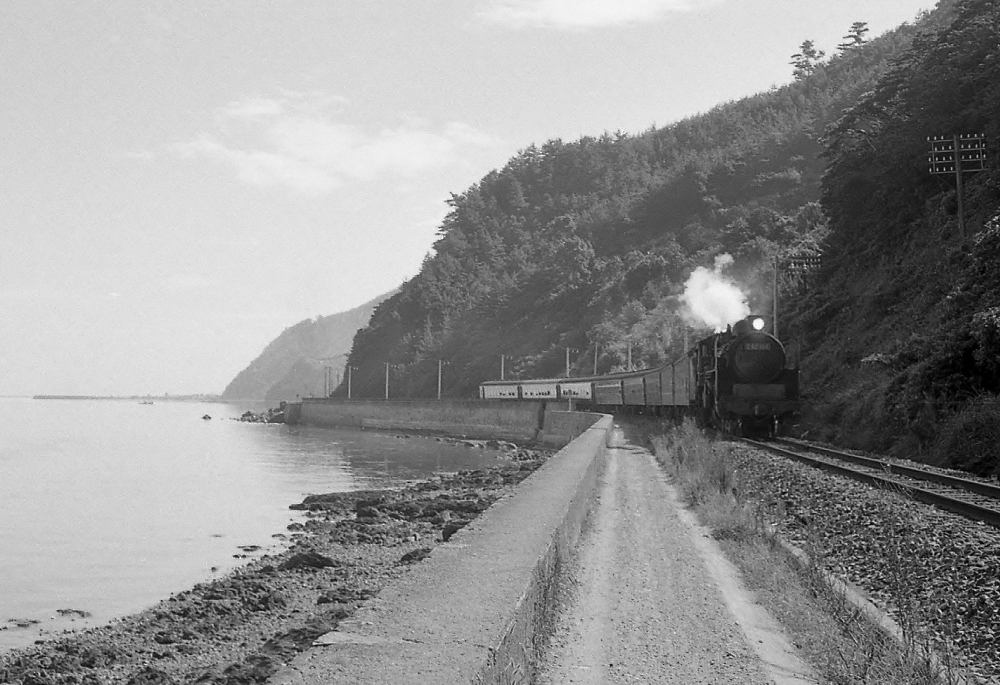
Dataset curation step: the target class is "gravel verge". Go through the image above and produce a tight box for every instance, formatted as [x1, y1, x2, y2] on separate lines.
[0, 447, 550, 685]
[730, 442, 1000, 684]
[537, 443, 807, 684]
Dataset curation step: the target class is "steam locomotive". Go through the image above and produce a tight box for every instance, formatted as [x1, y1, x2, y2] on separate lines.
[479, 315, 799, 437]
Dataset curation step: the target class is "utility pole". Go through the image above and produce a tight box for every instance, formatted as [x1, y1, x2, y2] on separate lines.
[500, 354, 506, 381]
[565, 347, 576, 377]
[627, 342, 633, 371]
[346, 365, 354, 400]
[593, 342, 599, 375]
[928, 133, 987, 240]
[384, 362, 390, 400]
[437, 359, 449, 400]
[773, 255, 779, 340]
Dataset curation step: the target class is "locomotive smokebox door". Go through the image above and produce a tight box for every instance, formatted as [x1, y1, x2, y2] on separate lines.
[731, 335, 786, 383]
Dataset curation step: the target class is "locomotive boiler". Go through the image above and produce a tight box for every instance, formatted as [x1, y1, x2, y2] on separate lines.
[691, 315, 799, 436]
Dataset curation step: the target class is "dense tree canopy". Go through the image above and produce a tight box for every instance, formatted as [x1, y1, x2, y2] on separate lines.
[795, 0, 1000, 471]
[339, 7, 935, 400]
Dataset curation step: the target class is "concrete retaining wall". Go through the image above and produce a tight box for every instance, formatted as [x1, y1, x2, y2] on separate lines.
[289, 399, 594, 447]
[541, 409, 608, 445]
[291, 398, 547, 443]
[271, 413, 612, 685]
[283, 401, 302, 425]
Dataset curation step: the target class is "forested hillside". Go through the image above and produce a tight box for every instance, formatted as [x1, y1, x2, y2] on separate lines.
[339, 0, 1000, 474]
[340, 5, 934, 395]
[792, 0, 1000, 473]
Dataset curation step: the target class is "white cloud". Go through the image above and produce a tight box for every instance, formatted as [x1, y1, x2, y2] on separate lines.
[481, 0, 720, 29]
[173, 135, 342, 194]
[171, 94, 499, 195]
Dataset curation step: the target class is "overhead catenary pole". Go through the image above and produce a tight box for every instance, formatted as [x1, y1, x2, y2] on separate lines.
[347, 365, 353, 399]
[593, 342, 599, 375]
[384, 362, 390, 401]
[500, 354, 505, 381]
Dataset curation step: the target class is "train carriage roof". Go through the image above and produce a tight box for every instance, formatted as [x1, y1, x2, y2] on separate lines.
[480, 378, 559, 386]
[480, 366, 675, 387]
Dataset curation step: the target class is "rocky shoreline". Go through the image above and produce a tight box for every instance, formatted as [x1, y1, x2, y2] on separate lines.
[0, 446, 550, 685]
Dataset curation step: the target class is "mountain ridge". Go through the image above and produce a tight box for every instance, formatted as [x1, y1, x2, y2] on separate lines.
[221, 290, 395, 402]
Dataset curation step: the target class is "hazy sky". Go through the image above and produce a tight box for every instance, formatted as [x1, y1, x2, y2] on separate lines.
[0, 0, 932, 396]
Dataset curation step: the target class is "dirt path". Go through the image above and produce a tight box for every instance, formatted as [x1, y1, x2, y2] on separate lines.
[537, 441, 820, 684]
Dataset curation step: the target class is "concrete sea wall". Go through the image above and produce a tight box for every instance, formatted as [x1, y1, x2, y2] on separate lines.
[272, 410, 613, 685]
[289, 398, 589, 446]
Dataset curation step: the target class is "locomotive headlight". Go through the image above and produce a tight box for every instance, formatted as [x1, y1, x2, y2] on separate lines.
[752, 317, 765, 331]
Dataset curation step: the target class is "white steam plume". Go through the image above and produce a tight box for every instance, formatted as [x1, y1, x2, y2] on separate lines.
[680, 254, 749, 332]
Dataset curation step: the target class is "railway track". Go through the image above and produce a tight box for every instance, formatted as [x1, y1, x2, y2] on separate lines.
[741, 437, 1000, 528]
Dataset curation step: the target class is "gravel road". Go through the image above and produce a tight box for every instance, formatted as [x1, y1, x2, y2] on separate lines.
[537, 440, 819, 685]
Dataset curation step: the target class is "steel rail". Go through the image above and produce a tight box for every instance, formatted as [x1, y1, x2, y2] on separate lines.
[773, 438, 1000, 501]
[743, 439, 1000, 529]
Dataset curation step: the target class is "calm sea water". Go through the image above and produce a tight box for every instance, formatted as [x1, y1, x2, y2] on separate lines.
[0, 397, 504, 653]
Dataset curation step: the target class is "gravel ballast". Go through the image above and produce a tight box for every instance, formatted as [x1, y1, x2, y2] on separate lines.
[730, 442, 1000, 683]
